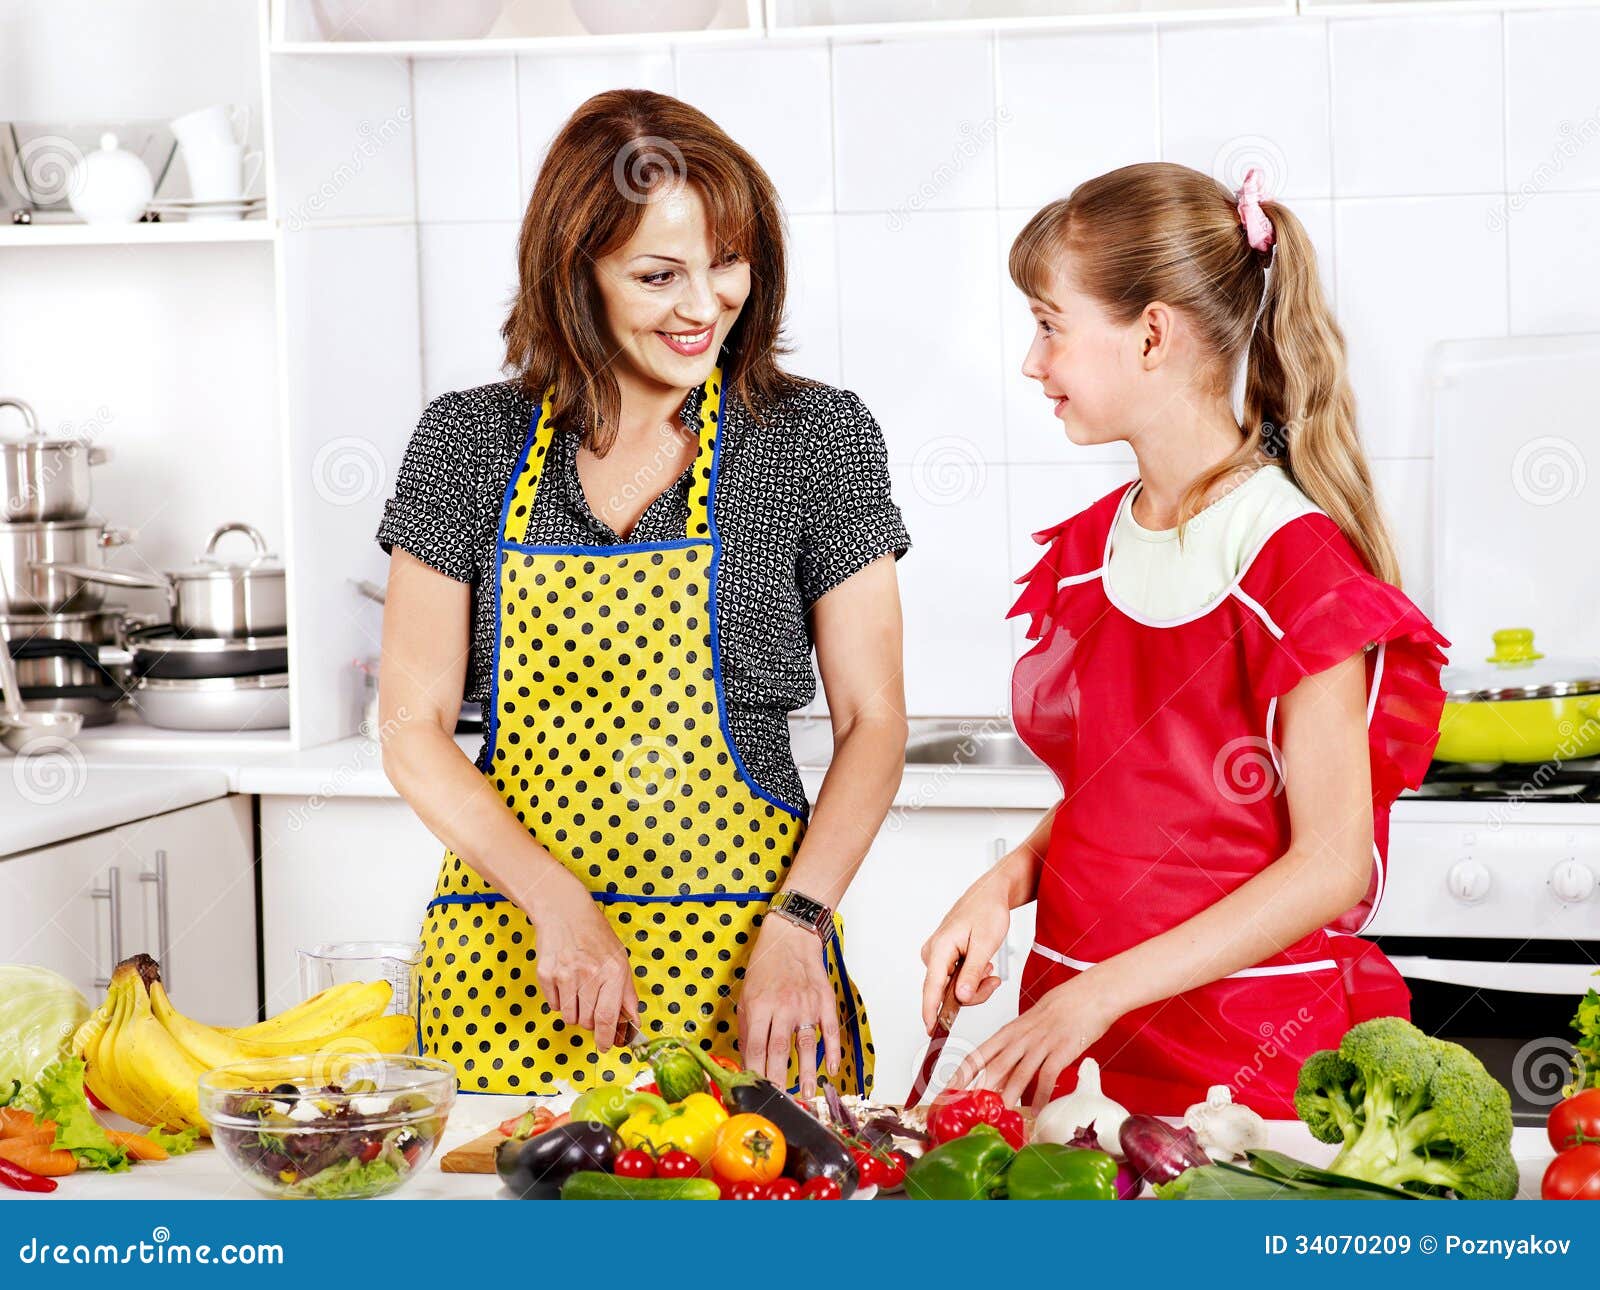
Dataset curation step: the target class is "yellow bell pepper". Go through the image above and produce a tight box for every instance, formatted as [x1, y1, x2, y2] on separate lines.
[617, 1091, 728, 1165]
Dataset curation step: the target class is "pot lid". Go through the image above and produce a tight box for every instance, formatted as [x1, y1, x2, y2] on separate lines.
[1442, 628, 1600, 701]
[0, 396, 98, 450]
[174, 522, 283, 579]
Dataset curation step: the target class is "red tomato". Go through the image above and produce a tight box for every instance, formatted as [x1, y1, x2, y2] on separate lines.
[876, 1150, 910, 1191]
[800, 1176, 842, 1200]
[614, 1149, 655, 1179]
[357, 1138, 382, 1164]
[655, 1150, 699, 1179]
[849, 1147, 878, 1187]
[764, 1177, 803, 1200]
[727, 1179, 767, 1200]
[1543, 1145, 1600, 1200]
[1548, 1090, 1600, 1153]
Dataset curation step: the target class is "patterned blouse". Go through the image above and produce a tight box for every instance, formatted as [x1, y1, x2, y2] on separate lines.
[375, 376, 911, 814]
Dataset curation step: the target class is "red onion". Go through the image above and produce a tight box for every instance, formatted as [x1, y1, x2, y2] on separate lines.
[1118, 1114, 1210, 1186]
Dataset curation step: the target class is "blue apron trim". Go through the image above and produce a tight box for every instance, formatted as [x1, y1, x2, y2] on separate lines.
[502, 537, 713, 557]
[703, 394, 806, 822]
[480, 405, 544, 773]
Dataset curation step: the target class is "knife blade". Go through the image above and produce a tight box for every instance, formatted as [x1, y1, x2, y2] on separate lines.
[903, 956, 964, 1111]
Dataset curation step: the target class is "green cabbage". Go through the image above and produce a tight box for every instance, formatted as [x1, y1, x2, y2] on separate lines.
[0, 965, 89, 1089]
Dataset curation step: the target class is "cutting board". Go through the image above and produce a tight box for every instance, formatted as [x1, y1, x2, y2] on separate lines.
[441, 1112, 569, 1174]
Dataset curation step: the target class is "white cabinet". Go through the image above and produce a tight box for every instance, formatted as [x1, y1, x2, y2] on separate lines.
[0, 796, 257, 1025]
[257, 797, 443, 1019]
[838, 808, 1041, 1101]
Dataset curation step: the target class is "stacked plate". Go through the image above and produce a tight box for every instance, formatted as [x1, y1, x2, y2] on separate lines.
[146, 194, 265, 222]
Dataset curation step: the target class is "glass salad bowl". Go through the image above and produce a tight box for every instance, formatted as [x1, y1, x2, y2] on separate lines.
[198, 1054, 457, 1199]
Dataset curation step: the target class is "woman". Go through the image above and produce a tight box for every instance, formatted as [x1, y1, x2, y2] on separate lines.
[376, 90, 909, 1098]
[922, 163, 1447, 1118]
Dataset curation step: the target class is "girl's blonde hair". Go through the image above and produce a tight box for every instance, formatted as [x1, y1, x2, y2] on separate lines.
[1009, 161, 1401, 585]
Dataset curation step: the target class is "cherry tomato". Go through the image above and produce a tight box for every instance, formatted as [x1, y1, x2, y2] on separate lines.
[1543, 1144, 1600, 1199]
[1548, 1089, 1600, 1153]
[357, 1138, 383, 1164]
[764, 1177, 803, 1200]
[655, 1150, 700, 1179]
[727, 1179, 767, 1200]
[800, 1176, 842, 1200]
[614, 1149, 656, 1179]
[850, 1148, 881, 1187]
[876, 1150, 910, 1191]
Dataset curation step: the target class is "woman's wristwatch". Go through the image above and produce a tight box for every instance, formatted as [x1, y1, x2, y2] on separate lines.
[769, 889, 833, 939]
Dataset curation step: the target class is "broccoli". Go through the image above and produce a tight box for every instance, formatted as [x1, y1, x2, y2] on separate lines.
[1292, 1016, 1518, 1200]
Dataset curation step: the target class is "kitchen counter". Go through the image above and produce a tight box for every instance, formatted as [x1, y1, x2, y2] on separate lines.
[0, 763, 229, 861]
[5, 1095, 1556, 1200]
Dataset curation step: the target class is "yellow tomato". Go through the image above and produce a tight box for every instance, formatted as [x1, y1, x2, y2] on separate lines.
[711, 1113, 786, 1183]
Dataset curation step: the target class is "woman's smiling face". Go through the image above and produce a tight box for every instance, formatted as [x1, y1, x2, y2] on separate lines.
[593, 182, 752, 396]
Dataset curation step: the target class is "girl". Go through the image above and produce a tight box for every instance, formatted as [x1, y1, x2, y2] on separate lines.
[377, 90, 908, 1099]
[921, 162, 1448, 1118]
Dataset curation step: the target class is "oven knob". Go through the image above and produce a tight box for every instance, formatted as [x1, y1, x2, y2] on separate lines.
[1447, 859, 1492, 903]
[1551, 861, 1596, 904]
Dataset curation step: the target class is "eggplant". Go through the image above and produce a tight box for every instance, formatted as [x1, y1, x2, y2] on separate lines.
[682, 1041, 859, 1198]
[496, 1120, 623, 1200]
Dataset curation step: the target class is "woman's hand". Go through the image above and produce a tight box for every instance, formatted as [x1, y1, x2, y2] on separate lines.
[945, 973, 1120, 1112]
[919, 867, 1013, 1031]
[738, 916, 841, 1099]
[525, 874, 639, 1051]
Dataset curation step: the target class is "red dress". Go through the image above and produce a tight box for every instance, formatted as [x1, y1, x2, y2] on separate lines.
[1008, 482, 1448, 1117]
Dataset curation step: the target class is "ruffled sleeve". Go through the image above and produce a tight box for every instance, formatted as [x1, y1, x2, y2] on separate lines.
[1006, 485, 1131, 643]
[1244, 514, 1450, 804]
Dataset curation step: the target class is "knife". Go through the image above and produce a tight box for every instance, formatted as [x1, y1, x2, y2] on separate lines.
[903, 956, 964, 1111]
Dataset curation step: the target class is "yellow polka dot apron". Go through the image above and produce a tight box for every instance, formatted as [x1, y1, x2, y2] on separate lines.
[418, 366, 873, 1097]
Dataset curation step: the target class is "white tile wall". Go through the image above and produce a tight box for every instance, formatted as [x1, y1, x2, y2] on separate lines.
[406, 10, 1600, 715]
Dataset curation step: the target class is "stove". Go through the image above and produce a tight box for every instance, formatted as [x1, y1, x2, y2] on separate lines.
[1379, 760, 1600, 1124]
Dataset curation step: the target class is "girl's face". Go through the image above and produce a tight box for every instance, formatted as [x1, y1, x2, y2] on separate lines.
[1018, 254, 1153, 449]
[593, 182, 751, 397]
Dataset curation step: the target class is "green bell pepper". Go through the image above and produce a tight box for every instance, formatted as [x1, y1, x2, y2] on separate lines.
[905, 1122, 1016, 1200]
[1005, 1143, 1120, 1200]
[568, 1085, 636, 1130]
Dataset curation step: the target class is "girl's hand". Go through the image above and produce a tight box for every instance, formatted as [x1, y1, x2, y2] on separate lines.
[945, 974, 1119, 1112]
[526, 875, 639, 1051]
[738, 916, 841, 1098]
[919, 868, 1012, 1031]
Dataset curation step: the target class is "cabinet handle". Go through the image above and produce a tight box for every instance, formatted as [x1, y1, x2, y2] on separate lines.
[91, 866, 122, 990]
[139, 850, 170, 986]
[991, 838, 1013, 983]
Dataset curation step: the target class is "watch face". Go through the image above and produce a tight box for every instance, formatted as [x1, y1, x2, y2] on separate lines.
[780, 892, 826, 927]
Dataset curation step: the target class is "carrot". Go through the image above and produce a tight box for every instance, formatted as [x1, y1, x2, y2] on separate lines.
[102, 1130, 168, 1162]
[0, 1137, 76, 1177]
[0, 1107, 49, 1139]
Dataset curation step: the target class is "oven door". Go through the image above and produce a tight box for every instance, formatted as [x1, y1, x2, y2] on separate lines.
[1372, 936, 1600, 1126]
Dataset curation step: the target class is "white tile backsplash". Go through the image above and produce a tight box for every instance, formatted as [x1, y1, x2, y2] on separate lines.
[1335, 197, 1508, 459]
[996, 29, 1159, 209]
[1330, 15, 1505, 198]
[394, 11, 1591, 716]
[1508, 193, 1600, 335]
[1159, 20, 1332, 200]
[833, 36, 998, 215]
[675, 43, 834, 215]
[1506, 10, 1600, 196]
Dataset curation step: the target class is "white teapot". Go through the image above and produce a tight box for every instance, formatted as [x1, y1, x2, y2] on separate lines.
[69, 133, 153, 225]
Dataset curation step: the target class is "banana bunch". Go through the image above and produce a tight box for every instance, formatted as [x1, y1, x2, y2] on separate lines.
[72, 954, 414, 1136]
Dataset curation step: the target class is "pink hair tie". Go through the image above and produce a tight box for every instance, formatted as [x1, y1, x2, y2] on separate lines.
[1235, 168, 1275, 253]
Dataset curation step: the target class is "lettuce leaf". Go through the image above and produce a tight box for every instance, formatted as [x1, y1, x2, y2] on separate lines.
[284, 1154, 401, 1199]
[149, 1124, 200, 1156]
[24, 1057, 130, 1172]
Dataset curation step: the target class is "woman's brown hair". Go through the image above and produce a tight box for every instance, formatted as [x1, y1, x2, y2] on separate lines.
[503, 89, 803, 454]
[1009, 161, 1401, 585]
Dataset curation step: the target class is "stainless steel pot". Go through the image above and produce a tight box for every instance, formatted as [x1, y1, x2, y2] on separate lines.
[124, 623, 288, 680]
[0, 603, 150, 646]
[44, 522, 286, 638]
[1, 397, 112, 522]
[130, 671, 289, 731]
[0, 517, 132, 613]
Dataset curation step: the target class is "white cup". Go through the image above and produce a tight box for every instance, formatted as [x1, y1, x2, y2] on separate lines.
[183, 144, 262, 217]
[170, 103, 249, 154]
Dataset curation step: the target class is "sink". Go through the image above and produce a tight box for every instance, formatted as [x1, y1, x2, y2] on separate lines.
[903, 720, 1041, 769]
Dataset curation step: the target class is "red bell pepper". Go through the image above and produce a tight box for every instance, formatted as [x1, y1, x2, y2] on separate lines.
[927, 1089, 1025, 1148]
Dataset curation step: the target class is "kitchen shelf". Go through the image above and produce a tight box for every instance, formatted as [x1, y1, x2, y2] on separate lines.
[0, 219, 275, 248]
[1300, 0, 1579, 13]
[764, 0, 1296, 40]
